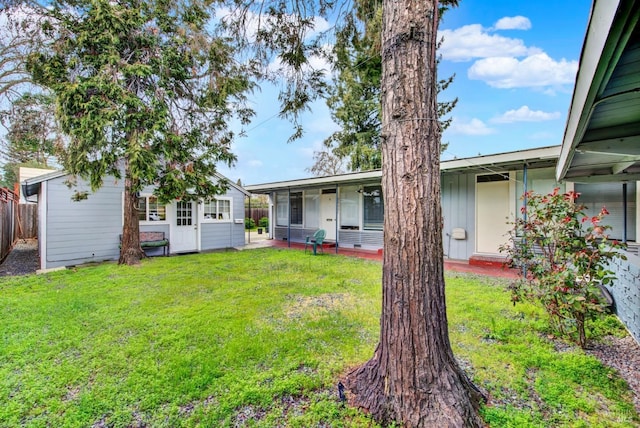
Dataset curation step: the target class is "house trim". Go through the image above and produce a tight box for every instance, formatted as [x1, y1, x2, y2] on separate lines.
[39, 180, 48, 271]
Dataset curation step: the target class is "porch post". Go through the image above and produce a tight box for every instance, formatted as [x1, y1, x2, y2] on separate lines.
[335, 184, 339, 254]
[522, 164, 528, 278]
[623, 182, 628, 243]
[287, 188, 291, 247]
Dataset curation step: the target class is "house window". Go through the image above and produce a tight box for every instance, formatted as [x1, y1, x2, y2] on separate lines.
[290, 192, 303, 225]
[304, 190, 320, 228]
[575, 182, 636, 241]
[276, 192, 288, 226]
[137, 195, 166, 222]
[340, 186, 360, 229]
[203, 198, 231, 221]
[363, 185, 383, 230]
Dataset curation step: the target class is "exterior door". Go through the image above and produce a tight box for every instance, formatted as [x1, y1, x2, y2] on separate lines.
[476, 178, 511, 254]
[320, 192, 336, 240]
[171, 201, 198, 253]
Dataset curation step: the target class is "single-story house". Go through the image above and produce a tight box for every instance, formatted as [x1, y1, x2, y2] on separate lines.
[556, 0, 640, 343]
[22, 170, 250, 270]
[246, 145, 638, 264]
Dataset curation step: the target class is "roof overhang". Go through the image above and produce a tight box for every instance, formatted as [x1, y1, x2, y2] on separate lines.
[21, 170, 251, 198]
[246, 146, 561, 193]
[557, 0, 640, 183]
[21, 170, 66, 197]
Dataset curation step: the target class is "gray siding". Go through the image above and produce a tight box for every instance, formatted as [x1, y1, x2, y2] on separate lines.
[45, 176, 123, 268]
[606, 253, 640, 343]
[201, 223, 234, 249]
[200, 186, 246, 250]
[441, 174, 475, 261]
[42, 176, 246, 269]
[337, 230, 383, 250]
[274, 226, 314, 242]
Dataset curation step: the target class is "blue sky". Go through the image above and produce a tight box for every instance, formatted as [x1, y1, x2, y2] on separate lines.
[219, 0, 594, 186]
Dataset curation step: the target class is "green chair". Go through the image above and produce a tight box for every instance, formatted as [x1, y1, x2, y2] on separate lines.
[305, 229, 326, 255]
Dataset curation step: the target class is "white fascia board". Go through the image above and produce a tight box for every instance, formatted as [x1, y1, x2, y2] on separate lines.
[245, 170, 382, 193]
[442, 146, 560, 172]
[246, 146, 561, 193]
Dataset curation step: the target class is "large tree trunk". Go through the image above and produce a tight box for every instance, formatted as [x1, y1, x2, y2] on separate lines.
[345, 1, 485, 426]
[119, 159, 146, 265]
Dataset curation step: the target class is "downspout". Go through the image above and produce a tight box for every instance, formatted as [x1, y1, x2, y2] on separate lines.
[623, 182, 628, 243]
[248, 195, 251, 244]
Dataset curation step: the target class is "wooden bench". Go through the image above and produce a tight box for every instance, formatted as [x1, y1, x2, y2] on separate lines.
[120, 232, 170, 256]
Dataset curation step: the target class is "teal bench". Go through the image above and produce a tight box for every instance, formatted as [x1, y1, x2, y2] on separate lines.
[120, 231, 170, 256]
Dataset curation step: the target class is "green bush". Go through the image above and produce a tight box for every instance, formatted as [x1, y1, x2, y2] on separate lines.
[258, 216, 269, 228]
[500, 188, 626, 348]
[244, 217, 255, 229]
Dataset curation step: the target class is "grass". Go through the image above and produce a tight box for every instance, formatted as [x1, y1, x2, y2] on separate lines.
[1, 248, 638, 427]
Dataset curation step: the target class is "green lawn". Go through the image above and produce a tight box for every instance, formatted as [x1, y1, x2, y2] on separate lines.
[1, 248, 637, 427]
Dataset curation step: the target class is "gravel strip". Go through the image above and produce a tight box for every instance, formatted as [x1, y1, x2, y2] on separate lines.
[0, 239, 39, 276]
[587, 335, 640, 414]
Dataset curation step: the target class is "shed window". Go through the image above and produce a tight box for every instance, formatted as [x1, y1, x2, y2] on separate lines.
[137, 195, 166, 222]
[203, 198, 231, 221]
[363, 185, 383, 230]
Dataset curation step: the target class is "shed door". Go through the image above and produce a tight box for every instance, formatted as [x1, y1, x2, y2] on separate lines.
[171, 201, 198, 253]
[476, 176, 511, 254]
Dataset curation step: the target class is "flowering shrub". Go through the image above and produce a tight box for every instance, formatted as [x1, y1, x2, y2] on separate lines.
[500, 188, 626, 348]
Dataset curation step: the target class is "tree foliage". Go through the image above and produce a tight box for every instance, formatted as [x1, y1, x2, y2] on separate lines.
[319, 0, 457, 172]
[304, 148, 346, 176]
[0, 6, 46, 104]
[0, 92, 58, 187]
[0, 93, 57, 165]
[27, 0, 255, 264]
[500, 189, 626, 348]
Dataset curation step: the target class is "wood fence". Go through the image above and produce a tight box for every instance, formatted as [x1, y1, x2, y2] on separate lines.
[0, 188, 19, 261]
[19, 204, 38, 239]
[245, 207, 269, 226]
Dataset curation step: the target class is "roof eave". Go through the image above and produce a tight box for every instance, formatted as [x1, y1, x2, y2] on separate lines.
[246, 146, 561, 193]
[557, 0, 631, 181]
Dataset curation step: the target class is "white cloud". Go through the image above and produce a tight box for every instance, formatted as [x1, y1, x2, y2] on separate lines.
[310, 16, 331, 37]
[439, 24, 534, 62]
[468, 53, 578, 88]
[493, 16, 531, 31]
[491, 106, 561, 123]
[448, 118, 495, 136]
[248, 159, 263, 167]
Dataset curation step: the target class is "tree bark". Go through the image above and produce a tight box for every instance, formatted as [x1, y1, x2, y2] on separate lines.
[119, 159, 146, 265]
[345, 1, 485, 426]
